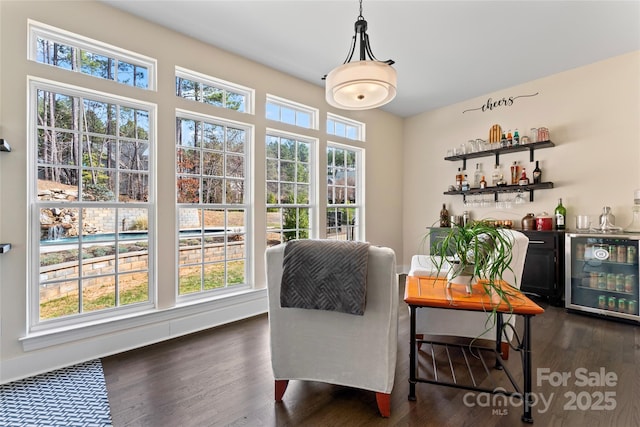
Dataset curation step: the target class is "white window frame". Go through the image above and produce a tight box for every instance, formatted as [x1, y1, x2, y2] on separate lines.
[326, 141, 365, 241]
[175, 66, 255, 115]
[266, 94, 319, 130]
[265, 128, 318, 244]
[175, 109, 254, 301]
[27, 19, 157, 91]
[327, 112, 365, 141]
[28, 76, 157, 332]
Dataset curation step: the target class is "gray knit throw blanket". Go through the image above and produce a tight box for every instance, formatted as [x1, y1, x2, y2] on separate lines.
[280, 239, 370, 315]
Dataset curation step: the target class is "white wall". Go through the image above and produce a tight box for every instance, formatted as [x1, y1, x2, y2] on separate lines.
[403, 51, 640, 268]
[0, 0, 403, 382]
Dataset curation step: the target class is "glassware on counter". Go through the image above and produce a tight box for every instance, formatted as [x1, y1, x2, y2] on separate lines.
[576, 215, 590, 231]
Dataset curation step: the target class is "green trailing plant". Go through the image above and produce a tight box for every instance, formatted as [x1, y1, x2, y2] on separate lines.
[419, 220, 525, 348]
[423, 220, 520, 314]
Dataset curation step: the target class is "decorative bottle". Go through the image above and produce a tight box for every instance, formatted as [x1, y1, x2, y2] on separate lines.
[599, 206, 615, 228]
[555, 198, 566, 230]
[439, 204, 450, 227]
[513, 129, 520, 146]
[507, 129, 513, 146]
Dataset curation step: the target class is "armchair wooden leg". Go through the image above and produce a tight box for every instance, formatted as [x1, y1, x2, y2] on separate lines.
[375, 392, 391, 418]
[275, 379, 289, 402]
[500, 342, 510, 360]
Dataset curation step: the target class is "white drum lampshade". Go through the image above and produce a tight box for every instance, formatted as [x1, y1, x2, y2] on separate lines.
[325, 60, 397, 110]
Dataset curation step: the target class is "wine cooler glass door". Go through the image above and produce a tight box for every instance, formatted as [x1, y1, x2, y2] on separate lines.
[568, 234, 639, 320]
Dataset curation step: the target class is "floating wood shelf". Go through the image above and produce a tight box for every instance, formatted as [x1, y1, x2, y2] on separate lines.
[444, 182, 554, 202]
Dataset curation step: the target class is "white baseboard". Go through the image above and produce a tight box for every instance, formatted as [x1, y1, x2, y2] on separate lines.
[1, 289, 268, 384]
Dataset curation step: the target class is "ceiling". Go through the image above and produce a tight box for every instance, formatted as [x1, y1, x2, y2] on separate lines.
[100, 1, 640, 118]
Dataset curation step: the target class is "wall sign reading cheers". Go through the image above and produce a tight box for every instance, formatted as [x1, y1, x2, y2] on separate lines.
[463, 92, 539, 114]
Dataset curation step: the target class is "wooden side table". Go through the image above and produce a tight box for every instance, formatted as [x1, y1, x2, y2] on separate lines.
[404, 276, 544, 423]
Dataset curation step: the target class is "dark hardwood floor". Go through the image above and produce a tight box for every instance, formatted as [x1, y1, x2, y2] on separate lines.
[103, 276, 640, 426]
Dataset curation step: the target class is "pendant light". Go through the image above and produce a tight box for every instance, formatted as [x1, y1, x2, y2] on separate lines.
[324, 0, 397, 110]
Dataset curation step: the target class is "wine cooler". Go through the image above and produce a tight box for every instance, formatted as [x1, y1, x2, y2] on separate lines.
[565, 233, 640, 323]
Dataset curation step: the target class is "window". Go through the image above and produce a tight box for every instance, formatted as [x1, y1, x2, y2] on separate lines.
[327, 143, 364, 241]
[176, 111, 251, 297]
[28, 20, 155, 90]
[24, 21, 368, 342]
[266, 131, 315, 246]
[327, 113, 365, 141]
[176, 67, 254, 114]
[31, 77, 155, 329]
[266, 95, 318, 130]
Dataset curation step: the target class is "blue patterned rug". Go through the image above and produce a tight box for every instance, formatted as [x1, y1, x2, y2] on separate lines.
[0, 359, 112, 427]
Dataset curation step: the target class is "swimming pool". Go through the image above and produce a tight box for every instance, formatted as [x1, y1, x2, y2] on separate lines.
[40, 228, 230, 245]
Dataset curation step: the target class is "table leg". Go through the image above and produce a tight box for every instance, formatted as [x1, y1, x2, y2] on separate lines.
[495, 312, 504, 369]
[408, 305, 417, 401]
[521, 314, 533, 423]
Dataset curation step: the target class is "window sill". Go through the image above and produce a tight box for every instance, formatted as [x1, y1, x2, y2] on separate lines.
[21, 288, 267, 352]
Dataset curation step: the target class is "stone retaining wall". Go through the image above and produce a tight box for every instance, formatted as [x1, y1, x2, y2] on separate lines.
[40, 241, 245, 302]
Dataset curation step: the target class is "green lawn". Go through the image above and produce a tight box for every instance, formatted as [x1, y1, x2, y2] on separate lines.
[40, 261, 245, 319]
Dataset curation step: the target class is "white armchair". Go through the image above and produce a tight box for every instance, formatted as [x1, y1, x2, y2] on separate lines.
[409, 229, 529, 358]
[266, 242, 398, 417]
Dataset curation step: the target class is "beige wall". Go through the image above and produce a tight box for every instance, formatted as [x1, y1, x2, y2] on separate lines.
[402, 51, 640, 268]
[0, 0, 403, 382]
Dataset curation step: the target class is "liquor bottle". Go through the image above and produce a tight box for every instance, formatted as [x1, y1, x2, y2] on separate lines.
[518, 168, 529, 185]
[507, 129, 513, 146]
[456, 167, 463, 190]
[555, 198, 566, 230]
[491, 164, 501, 186]
[479, 175, 487, 189]
[532, 161, 542, 184]
[513, 129, 520, 146]
[500, 131, 507, 148]
[439, 203, 450, 227]
[510, 161, 519, 185]
[473, 163, 483, 188]
[461, 174, 470, 191]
